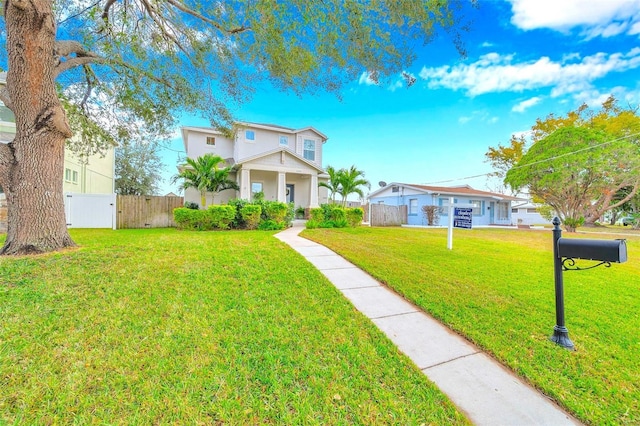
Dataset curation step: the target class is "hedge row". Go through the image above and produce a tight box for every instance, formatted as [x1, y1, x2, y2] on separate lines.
[306, 205, 364, 229]
[174, 200, 294, 231]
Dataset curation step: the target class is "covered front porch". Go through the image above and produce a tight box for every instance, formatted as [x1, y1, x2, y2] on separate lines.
[238, 169, 328, 208]
[236, 148, 328, 208]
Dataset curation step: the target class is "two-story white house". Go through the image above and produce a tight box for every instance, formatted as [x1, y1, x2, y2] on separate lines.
[180, 122, 330, 208]
[1, 71, 116, 229]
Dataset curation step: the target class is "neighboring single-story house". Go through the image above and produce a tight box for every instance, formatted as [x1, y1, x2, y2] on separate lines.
[511, 201, 553, 226]
[368, 183, 522, 226]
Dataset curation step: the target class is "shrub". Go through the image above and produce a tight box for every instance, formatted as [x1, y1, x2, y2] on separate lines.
[345, 208, 364, 227]
[309, 208, 324, 222]
[207, 205, 236, 230]
[241, 204, 262, 230]
[295, 206, 306, 219]
[306, 205, 358, 229]
[563, 216, 585, 232]
[322, 203, 345, 222]
[258, 219, 285, 231]
[173, 208, 212, 231]
[228, 198, 249, 229]
[264, 201, 289, 223]
[421, 205, 441, 226]
[184, 201, 199, 210]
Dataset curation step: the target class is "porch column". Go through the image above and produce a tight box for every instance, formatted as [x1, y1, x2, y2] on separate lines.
[310, 173, 319, 207]
[277, 172, 286, 203]
[240, 168, 251, 200]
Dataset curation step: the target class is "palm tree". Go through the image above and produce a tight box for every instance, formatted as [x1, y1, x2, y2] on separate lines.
[318, 165, 342, 204]
[337, 165, 370, 207]
[173, 154, 239, 207]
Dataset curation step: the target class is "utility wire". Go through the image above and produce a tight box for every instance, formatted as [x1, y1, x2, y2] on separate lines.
[422, 130, 640, 186]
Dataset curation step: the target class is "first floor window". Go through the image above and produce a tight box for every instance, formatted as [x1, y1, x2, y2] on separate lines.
[409, 198, 418, 215]
[303, 139, 315, 161]
[470, 200, 482, 215]
[497, 203, 509, 220]
[251, 182, 263, 195]
[206, 136, 216, 145]
[65, 168, 78, 184]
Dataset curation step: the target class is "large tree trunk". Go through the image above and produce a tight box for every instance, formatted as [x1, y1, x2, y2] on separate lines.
[0, 0, 76, 255]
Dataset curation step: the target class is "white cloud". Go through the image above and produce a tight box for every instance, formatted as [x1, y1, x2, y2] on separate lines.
[358, 71, 378, 86]
[418, 48, 640, 98]
[508, 0, 640, 38]
[512, 96, 542, 112]
[571, 85, 640, 107]
[481, 41, 494, 48]
[512, 130, 532, 140]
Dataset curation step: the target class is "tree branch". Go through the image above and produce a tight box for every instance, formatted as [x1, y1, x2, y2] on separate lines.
[139, 0, 188, 54]
[164, 0, 251, 34]
[101, 0, 118, 24]
[53, 40, 105, 77]
[55, 56, 106, 77]
[79, 65, 97, 110]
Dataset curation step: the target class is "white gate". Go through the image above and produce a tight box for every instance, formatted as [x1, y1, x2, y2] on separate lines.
[65, 193, 116, 229]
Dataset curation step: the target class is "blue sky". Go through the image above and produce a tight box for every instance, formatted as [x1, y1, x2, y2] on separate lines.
[158, 0, 640, 197]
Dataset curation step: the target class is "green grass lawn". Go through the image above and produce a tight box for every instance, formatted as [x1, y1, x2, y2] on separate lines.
[302, 226, 640, 425]
[0, 229, 467, 424]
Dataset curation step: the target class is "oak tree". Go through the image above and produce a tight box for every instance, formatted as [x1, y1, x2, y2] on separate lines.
[504, 126, 640, 231]
[0, 0, 471, 255]
[489, 97, 640, 229]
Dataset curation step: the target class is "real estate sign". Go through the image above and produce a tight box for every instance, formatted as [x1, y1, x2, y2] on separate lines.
[454, 207, 472, 229]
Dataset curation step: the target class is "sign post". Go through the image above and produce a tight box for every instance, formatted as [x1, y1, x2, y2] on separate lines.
[446, 198, 473, 250]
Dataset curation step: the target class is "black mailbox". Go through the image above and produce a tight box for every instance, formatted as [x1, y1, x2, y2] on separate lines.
[557, 238, 627, 263]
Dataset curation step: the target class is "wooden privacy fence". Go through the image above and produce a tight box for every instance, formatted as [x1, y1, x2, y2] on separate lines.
[370, 203, 407, 227]
[117, 195, 183, 229]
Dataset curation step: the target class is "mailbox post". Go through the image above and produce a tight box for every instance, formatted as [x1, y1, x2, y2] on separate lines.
[551, 217, 573, 349]
[550, 217, 627, 350]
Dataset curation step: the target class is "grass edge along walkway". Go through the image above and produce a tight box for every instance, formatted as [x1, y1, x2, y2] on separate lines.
[278, 224, 580, 426]
[301, 226, 640, 426]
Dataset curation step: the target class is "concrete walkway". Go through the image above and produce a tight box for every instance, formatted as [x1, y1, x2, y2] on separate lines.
[276, 223, 582, 426]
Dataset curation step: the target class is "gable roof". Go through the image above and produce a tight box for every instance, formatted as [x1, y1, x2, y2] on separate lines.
[235, 147, 326, 173]
[235, 121, 328, 141]
[368, 182, 523, 201]
[181, 121, 328, 144]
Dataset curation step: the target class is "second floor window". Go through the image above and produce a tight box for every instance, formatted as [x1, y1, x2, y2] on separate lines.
[245, 130, 255, 141]
[206, 137, 216, 146]
[303, 139, 315, 161]
[280, 135, 289, 146]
